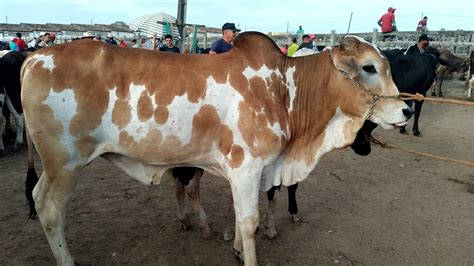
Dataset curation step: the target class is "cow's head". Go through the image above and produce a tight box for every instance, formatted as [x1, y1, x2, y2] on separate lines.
[331, 35, 412, 129]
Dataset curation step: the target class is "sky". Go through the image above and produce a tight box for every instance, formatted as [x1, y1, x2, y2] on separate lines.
[1, 0, 473, 34]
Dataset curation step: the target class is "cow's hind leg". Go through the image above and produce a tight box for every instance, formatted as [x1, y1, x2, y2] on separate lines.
[0, 94, 5, 156]
[184, 168, 212, 238]
[173, 173, 192, 231]
[263, 185, 280, 239]
[287, 184, 301, 222]
[5, 95, 24, 149]
[33, 169, 79, 265]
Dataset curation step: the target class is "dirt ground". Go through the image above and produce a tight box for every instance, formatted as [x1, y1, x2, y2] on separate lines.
[0, 80, 473, 265]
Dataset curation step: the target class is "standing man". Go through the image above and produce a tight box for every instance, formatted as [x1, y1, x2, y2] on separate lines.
[417, 16, 428, 34]
[209, 22, 240, 54]
[405, 34, 433, 55]
[378, 7, 397, 41]
[159, 34, 180, 53]
[296, 25, 304, 35]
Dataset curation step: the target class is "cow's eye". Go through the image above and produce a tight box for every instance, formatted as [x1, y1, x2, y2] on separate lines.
[362, 65, 377, 74]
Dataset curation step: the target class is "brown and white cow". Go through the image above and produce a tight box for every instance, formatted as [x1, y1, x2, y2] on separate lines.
[22, 32, 411, 265]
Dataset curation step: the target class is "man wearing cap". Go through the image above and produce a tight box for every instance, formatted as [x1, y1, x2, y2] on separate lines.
[378, 7, 397, 41]
[105, 33, 117, 45]
[297, 34, 314, 51]
[209, 22, 241, 54]
[405, 34, 433, 55]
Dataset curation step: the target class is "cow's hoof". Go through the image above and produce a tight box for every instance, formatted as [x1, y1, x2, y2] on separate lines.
[0, 150, 5, 157]
[29, 211, 37, 220]
[233, 248, 244, 262]
[431, 92, 436, 96]
[200, 226, 213, 239]
[264, 226, 277, 240]
[290, 213, 302, 223]
[413, 131, 421, 137]
[223, 229, 234, 242]
[438, 93, 443, 97]
[399, 128, 409, 135]
[13, 143, 24, 151]
[180, 220, 192, 231]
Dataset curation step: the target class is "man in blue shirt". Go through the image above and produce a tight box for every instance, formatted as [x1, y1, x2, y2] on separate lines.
[210, 22, 241, 54]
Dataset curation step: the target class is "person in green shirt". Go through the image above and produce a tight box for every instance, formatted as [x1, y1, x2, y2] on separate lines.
[287, 37, 299, 57]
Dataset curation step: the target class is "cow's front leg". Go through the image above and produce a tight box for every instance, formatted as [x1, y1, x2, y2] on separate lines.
[0, 107, 5, 157]
[230, 171, 260, 265]
[412, 100, 424, 137]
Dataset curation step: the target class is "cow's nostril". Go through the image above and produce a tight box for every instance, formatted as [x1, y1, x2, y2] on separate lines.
[402, 108, 413, 119]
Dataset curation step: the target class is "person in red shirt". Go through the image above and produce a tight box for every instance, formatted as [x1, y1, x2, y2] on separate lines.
[14, 32, 27, 52]
[118, 37, 128, 48]
[378, 7, 397, 41]
[417, 16, 428, 34]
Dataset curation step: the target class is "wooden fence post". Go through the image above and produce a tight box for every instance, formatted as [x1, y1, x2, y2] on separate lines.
[372, 28, 378, 45]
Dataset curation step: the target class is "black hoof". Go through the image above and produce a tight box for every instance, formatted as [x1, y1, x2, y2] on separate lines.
[29, 211, 37, 220]
[399, 128, 409, 135]
[233, 248, 244, 261]
[413, 131, 421, 137]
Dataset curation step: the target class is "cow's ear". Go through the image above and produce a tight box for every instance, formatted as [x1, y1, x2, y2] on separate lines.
[339, 36, 360, 54]
[333, 55, 359, 78]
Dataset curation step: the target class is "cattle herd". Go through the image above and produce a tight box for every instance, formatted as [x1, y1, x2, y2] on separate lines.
[0, 32, 472, 265]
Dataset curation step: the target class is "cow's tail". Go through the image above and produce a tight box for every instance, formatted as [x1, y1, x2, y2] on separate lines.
[25, 121, 38, 219]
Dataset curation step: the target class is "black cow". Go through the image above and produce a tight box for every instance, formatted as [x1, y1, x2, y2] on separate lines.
[382, 49, 438, 136]
[0, 50, 29, 156]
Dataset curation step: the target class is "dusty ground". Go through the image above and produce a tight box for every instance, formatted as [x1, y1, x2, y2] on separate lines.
[0, 80, 473, 265]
